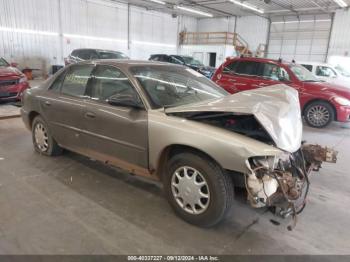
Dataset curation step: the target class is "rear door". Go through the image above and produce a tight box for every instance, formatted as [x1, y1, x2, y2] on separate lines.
[41, 64, 95, 152]
[215, 60, 260, 93]
[83, 64, 148, 170]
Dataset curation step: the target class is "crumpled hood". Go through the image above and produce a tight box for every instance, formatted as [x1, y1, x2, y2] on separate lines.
[165, 84, 302, 153]
[0, 66, 22, 78]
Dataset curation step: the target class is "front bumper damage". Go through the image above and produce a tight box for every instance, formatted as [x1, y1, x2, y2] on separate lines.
[245, 143, 337, 230]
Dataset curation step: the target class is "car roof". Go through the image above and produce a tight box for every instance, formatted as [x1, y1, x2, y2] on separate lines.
[298, 61, 334, 67]
[76, 59, 181, 68]
[72, 48, 124, 53]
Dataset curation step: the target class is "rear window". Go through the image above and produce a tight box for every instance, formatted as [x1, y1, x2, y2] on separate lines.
[302, 64, 313, 72]
[97, 51, 129, 60]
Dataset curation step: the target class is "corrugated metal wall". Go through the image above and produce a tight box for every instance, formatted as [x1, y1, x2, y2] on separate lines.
[236, 16, 269, 53]
[267, 14, 332, 62]
[0, 0, 182, 73]
[328, 9, 350, 57]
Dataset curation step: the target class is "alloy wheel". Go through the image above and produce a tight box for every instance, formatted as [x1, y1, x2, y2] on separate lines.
[307, 105, 330, 127]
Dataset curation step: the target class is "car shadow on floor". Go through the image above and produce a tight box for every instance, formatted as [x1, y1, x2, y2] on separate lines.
[50, 150, 274, 231]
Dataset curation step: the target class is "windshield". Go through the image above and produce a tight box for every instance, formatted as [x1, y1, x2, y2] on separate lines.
[131, 65, 228, 109]
[179, 56, 203, 66]
[289, 64, 319, 82]
[97, 51, 129, 60]
[0, 58, 9, 67]
[335, 65, 350, 77]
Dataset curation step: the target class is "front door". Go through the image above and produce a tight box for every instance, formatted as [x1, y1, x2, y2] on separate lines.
[82, 64, 148, 171]
[215, 60, 261, 94]
[41, 64, 94, 152]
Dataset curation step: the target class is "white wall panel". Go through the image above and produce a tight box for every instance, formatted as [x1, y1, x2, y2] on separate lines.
[328, 9, 350, 58]
[267, 15, 332, 62]
[0, 0, 194, 74]
[236, 16, 269, 53]
[197, 17, 235, 33]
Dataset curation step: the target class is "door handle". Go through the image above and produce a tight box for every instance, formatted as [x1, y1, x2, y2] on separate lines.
[85, 112, 96, 119]
[44, 101, 51, 107]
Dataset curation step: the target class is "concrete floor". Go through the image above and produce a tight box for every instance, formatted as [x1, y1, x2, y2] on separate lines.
[0, 117, 349, 255]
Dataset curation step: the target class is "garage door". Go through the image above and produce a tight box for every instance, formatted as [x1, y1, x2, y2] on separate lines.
[267, 15, 332, 62]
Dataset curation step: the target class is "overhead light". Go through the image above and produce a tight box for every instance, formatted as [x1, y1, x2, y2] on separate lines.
[229, 0, 264, 14]
[148, 0, 166, 5]
[133, 41, 176, 48]
[0, 26, 59, 36]
[176, 6, 213, 17]
[271, 19, 332, 24]
[63, 33, 127, 43]
[333, 0, 347, 7]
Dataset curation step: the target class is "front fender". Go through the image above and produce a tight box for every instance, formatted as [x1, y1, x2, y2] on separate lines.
[148, 111, 283, 174]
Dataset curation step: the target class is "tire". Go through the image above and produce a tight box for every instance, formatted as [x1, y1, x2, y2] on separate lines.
[163, 152, 234, 227]
[32, 115, 63, 156]
[304, 101, 334, 128]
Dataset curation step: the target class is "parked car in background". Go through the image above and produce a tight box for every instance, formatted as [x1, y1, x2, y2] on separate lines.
[149, 54, 215, 78]
[64, 48, 129, 66]
[21, 60, 336, 227]
[0, 57, 30, 102]
[300, 62, 350, 88]
[212, 57, 350, 128]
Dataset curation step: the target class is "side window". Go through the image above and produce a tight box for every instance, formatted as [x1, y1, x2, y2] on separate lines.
[258, 63, 291, 81]
[223, 61, 239, 74]
[316, 66, 337, 77]
[90, 51, 99, 60]
[235, 61, 260, 76]
[77, 50, 91, 60]
[49, 70, 67, 92]
[259, 63, 280, 80]
[61, 65, 94, 97]
[302, 64, 313, 72]
[89, 65, 140, 102]
[151, 56, 159, 61]
[170, 56, 183, 65]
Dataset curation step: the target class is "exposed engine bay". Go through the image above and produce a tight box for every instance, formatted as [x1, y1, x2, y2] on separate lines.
[169, 110, 338, 230]
[170, 111, 275, 145]
[246, 144, 337, 230]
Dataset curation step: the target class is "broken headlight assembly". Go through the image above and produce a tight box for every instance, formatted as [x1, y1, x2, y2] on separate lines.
[245, 143, 337, 230]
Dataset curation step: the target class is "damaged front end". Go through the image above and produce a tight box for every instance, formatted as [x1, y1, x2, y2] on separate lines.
[246, 144, 337, 230]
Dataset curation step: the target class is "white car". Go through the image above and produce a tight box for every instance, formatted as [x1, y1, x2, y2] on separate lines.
[300, 62, 350, 88]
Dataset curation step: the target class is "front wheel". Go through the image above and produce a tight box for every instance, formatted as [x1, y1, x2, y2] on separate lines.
[163, 152, 234, 227]
[304, 101, 334, 128]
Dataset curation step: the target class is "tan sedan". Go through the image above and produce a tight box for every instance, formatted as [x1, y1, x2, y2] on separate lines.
[21, 60, 336, 228]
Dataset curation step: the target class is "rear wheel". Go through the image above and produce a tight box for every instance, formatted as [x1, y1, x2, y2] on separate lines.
[163, 152, 234, 227]
[304, 101, 334, 128]
[32, 116, 63, 156]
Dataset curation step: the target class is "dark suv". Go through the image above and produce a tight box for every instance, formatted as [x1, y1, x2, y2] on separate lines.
[65, 49, 129, 66]
[149, 54, 215, 78]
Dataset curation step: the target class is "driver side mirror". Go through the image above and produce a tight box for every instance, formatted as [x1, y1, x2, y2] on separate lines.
[107, 93, 144, 110]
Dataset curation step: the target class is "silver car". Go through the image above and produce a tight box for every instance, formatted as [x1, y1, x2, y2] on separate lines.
[21, 60, 337, 227]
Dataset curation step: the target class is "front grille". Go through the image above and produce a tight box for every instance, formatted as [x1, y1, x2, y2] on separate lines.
[0, 79, 19, 88]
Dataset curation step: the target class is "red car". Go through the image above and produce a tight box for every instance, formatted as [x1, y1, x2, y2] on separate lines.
[0, 57, 30, 102]
[212, 57, 350, 128]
